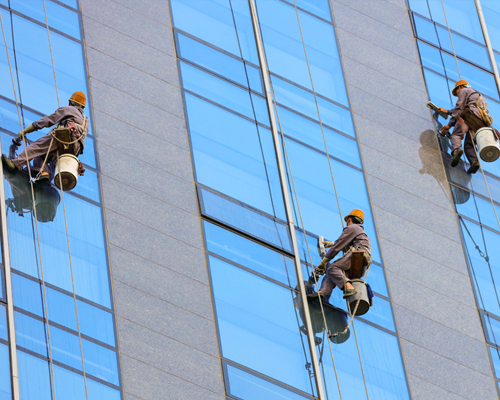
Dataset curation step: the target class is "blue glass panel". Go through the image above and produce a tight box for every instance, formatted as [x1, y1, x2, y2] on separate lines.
[440, 0, 484, 44]
[360, 296, 396, 332]
[18, 350, 52, 400]
[70, 168, 100, 203]
[185, 94, 285, 219]
[450, 32, 490, 70]
[9, 0, 81, 39]
[77, 300, 115, 347]
[483, 1, 500, 53]
[12, 274, 44, 317]
[460, 219, 500, 316]
[413, 14, 439, 46]
[204, 220, 297, 287]
[489, 345, 500, 379]
[423, 70, 454, 124]
[295, 0, 332, 21]
[180, 61, 268, 125]
[246, 64, 263, 94]
[453, 187, 498, 231]
[225, 362, 313, 399]
[366, 264, 389, 298]
[355, 321, 410, 399]
[170, 0, 258, 64]
[176, 33, 262, 94]
[297, 10, 348, 106]
[256, 0, 311, 91]
[87, 377, 121, 400]
[0, 304, 7, 341]
[54, 0, 78, 10]
[9, 14, 59, 115]
[53, 364, 86, 400]
[15, 312, 49, 356]
[295, 229, 322, 267]
[418, 41, 446, 76]
[0, 266, 4, 301]
[7, 193, 111, 308]
[408, 0, 431, 18]
[272, 75, 355, 137]
[457, 59, 499, 101]
[209, 256, 316, 396]
[482, 312, 500, 346]
[277, 106, 361, 168]
[82, 338, 119, 385]
[79, 135, 97, 169]
[0, 10, 21, 104]
[0, 343, 11, 400]
[200, 187, 292, 252]
[257, 0, 348, 106]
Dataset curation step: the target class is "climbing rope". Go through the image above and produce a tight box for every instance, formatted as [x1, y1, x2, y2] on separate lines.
[439, 0, 500, 361]
[0, 10, 57, 398]
[40, 0, 89, 396]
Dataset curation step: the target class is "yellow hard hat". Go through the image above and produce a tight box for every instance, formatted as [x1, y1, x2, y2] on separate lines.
[452, 80, 470, 96]
[344, 209, 364, 223]
[69, 91, 86, 107]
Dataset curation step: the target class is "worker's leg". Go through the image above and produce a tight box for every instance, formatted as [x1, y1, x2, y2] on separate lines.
[12, 134, 57, 172]
[463, 131, 478, 164]
[323, 253, 352, 292]
[318, 273, 336, 303]
[450, 123, 466, 152]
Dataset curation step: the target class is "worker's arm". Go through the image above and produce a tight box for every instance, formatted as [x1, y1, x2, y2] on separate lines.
[31, 107, 68, 131]
[314, 226, 357, 276]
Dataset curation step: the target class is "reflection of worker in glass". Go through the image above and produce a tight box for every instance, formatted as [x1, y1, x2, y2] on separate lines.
[2, 91, 89, 183]
[437, 80, 491, 174]
[309, 209, 371, 301]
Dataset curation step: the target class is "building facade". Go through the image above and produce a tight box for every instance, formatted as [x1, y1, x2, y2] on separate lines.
[0, 0, 498, 399]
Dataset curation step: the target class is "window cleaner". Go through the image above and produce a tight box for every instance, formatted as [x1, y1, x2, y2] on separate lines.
[308, 209, 372, 312]
[2, 91, 89, 189]
[437, 80, 498, 173]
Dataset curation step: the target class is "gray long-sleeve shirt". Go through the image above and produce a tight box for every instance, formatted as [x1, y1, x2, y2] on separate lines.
[32, 105, 89, 139]
[446, 87, 488, 128]
[324, 224, 371, 260]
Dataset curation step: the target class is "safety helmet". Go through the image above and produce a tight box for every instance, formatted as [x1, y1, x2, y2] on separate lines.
[69, 91, 86, 107]
[344, 209, 364, 224]
[452, 80, 470, 96]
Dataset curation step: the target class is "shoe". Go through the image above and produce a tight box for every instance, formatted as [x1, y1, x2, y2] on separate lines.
[2, 154, 15, 171]
[343, 288, 357, 299]
[307, 291, 325, 299]
[467, 160, 480, 174]
[34, 172, 50, 184]
[451, 148, 463, 167]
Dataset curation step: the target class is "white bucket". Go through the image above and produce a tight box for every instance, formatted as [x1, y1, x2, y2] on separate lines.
[476, 127, 500, 162]
[54, 154, 79, 191]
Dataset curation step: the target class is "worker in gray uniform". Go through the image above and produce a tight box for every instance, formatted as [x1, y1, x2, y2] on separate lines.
[309, 209, 371, 302]
[2, 91, 89, 183]
[437, 80, 491, 174]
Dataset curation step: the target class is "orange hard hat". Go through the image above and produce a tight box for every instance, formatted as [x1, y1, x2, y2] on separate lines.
[69, 91, 86, 107]
[452, 80, 470, 96]
[344, 209, 364, 223]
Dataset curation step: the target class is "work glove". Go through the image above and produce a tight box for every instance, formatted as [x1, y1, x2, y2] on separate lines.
[323, 241, 335, 248]
[17, 124, 36, 140]
[439, 124, 450, 136]
[314, 257, 329, 277]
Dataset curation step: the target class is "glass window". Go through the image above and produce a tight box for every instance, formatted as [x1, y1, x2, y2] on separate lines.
[82, 338, 119, 385]
[8, 194, 111, 308]
[408, 0, 431, 18]
[277, 106, 362, 169]
[295, 0, 332, 22]
[489, 345, 500, 379]
[272, 75, 355, 137]
[170, 0, 258, 64]
[209, 255, 316, 396]
[355, 321, 410, 399]
[176, 32, 262, 94]
[18, 350, 52, 400]
[87, 377, 121, 400]
[483, 1, 500, 54]
[460, 218, 500, 316]
[453, 187, 499, 231]
[0, 304, 7, 341]
[0, 343, 11, 400]
[366, 264, 389, 298]
[482, 312, 500, 346]
[359, 296, 396, 332]
[185, 93, 286, 219]
[413, 14, 440, 47]
[8, 0, 81, 39]
[180, 61, 269, 126]
[224, 361, 314, 399]
[200, 187, 292, 252]
[0, 266, 4, 301]
[203, 220, 297, 287]
[438, 0, 484, 44]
